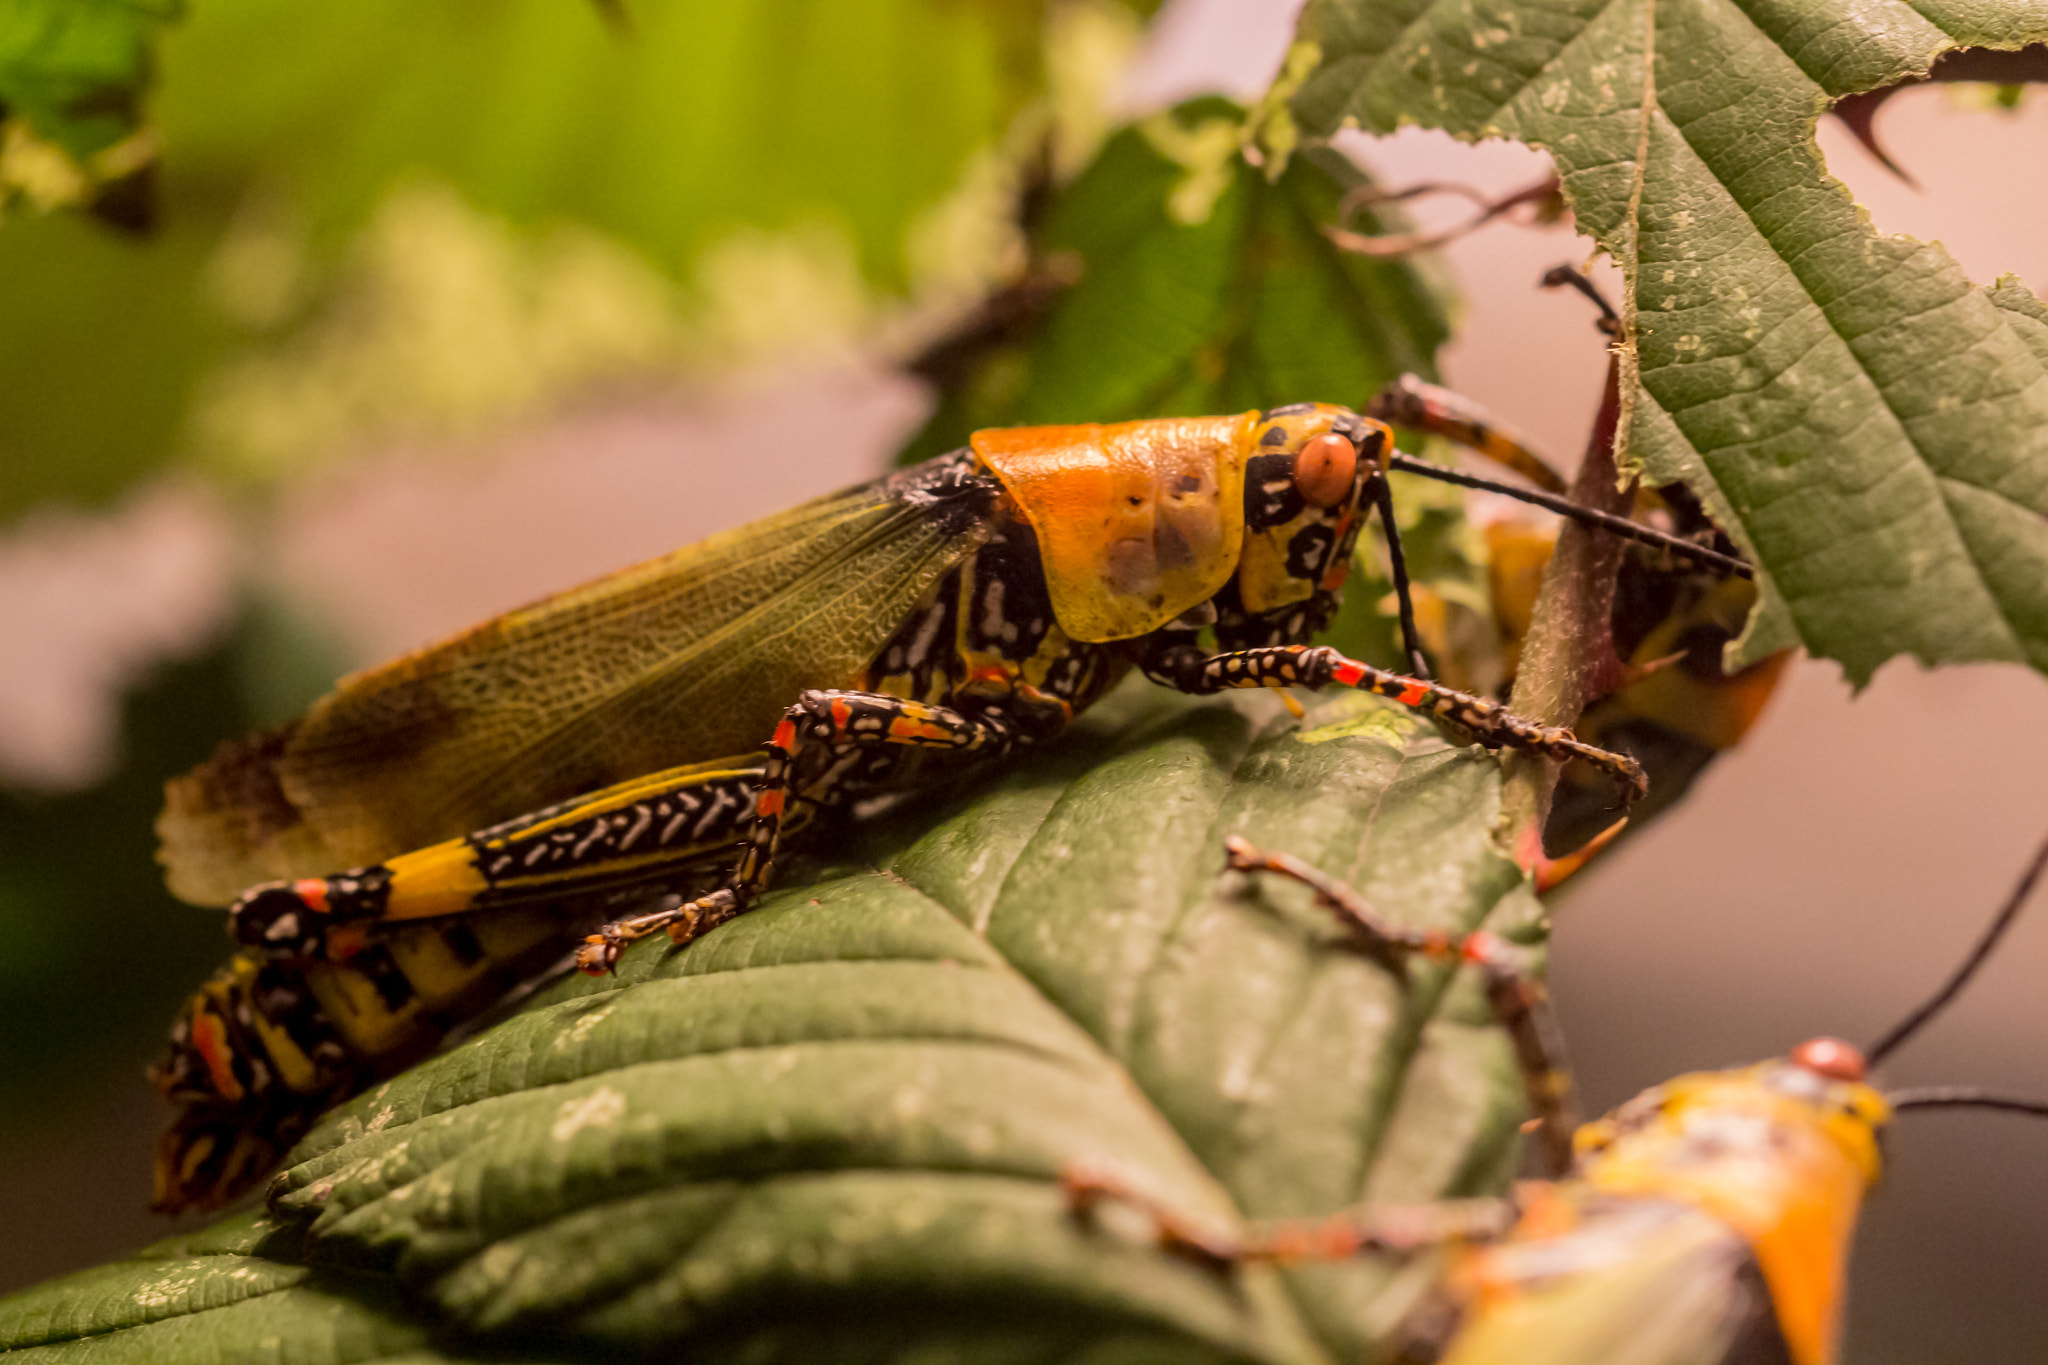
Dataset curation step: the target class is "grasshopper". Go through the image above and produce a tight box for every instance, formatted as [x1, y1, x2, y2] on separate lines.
[1066, 834, 2048, 1365]
[150, 390, 1743, 1210]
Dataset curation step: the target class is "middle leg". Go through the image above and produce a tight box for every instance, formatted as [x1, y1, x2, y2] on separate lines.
[573, 689, 1025, 973]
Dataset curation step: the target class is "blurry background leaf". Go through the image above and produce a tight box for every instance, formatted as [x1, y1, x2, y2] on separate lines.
[0, 688, 1537, 1362]
[0, 203, 229, 513]
[1290, 3, 2048, 686]
[0, 0, 179, 227]
[0, 0, 1161, 523]
[902, 96, 1449, 463]
[0, 598, 339, 1111]
[0, 0, 175, 160]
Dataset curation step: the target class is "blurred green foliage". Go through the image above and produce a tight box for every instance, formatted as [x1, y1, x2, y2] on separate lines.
[0, 0, 177, 161]
[0, 0, 1156, 522]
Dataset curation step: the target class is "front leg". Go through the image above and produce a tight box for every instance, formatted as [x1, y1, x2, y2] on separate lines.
[1224, 837, 1579, 1177]
[1062, 1157, 1517, 1268]
[573, 690, 1023, 974]
[1149, 641, 1647, 805]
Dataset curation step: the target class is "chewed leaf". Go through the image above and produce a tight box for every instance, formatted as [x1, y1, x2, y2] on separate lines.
[1291, 1, 2048, 682]
[0, 689, 1539, 1361]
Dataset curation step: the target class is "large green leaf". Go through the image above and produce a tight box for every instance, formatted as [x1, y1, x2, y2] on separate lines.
[902, 97, 1450, 463]
[1290, 1, 2048, 683]
[0, 689, 1539, 1362]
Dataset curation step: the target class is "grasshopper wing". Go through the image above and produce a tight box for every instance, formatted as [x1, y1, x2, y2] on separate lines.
[161, 467, 996, 904]
[1442, 1199, 1794, 1365]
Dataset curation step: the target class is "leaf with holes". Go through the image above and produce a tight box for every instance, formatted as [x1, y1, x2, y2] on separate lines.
[1289, 1, 2048, 682]
[0, 689, 1542, 1362]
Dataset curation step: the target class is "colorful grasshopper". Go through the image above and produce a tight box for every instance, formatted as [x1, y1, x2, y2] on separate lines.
[150, 394, 1741, 1210]
[1066, 835, 2048, 1365]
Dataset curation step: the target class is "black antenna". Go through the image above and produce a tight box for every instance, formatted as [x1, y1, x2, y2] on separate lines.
[1540, 263, 1621, 336]
[1887, 1087, 2048, 1119]
[1865, 831, 2048, 1068]
[1385, 453, 1754, 580]
[1358, 262, 1756, 679]
[1365, 472, 1432, 679]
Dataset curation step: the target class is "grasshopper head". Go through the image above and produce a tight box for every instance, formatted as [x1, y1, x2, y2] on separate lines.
[1233, 403, 1393, 620]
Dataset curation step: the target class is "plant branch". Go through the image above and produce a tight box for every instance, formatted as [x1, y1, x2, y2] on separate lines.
[1499, 353, 1631, 842]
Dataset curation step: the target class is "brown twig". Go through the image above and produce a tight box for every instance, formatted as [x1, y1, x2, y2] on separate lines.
[1499, 353, 1634, 839]
[1324, 176, 1562, 257]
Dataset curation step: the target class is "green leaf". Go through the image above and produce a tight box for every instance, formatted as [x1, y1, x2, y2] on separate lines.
[0, 1215, 441, 1365]
[1290, 2, 2048, 683]
[0, 690, 1538, 1361]
[0, 0, 177, 162]
[902, 97, 1450, 463]
[154, 0, 1053, 289]
[0, 200, 230, 516]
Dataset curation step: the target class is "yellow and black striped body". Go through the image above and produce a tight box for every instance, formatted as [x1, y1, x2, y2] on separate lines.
[160, 757, 777, 1211]
[152, 905, 585, 1211]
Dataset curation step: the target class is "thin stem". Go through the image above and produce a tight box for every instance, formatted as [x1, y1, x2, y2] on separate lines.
[1866, 830, 2048, 1066]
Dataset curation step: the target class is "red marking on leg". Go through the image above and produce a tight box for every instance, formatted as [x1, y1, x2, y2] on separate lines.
[1331, 660, 1366, 687]
[191, 1011, 244, 1103]
[771, 718, 797, 750]
[1268, 1222, 1359, 1262]
[327, 923, 367, 963]
[293, 879, 330, 914]
[1460, 931, 1503, 965]
[830, 697, 852, 732]
[1395, 681, 1429, 706]
[1015, 682, 1073, 720]
[756, 789, 785, 817]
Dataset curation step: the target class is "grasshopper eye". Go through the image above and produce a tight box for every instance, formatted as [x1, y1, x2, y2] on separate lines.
[1293, 433, 1357, 508]
[1791, 1036, 1867, 1082]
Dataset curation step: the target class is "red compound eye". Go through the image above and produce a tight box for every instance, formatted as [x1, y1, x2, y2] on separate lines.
[1791, 1036, 1867, 1082]
[1294, 433, 1358, 508]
